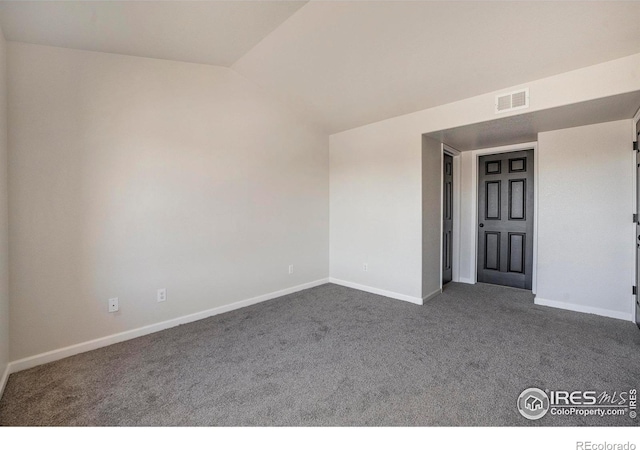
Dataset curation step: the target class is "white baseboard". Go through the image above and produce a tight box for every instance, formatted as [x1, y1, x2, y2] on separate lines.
[534, 297, 633, 322]
[329, 277, 423, 305]
[457, 277, 475, 285]
[0, 364, 9, 400]
[423, 288, 442, 303]
[8, 278, 330, 374]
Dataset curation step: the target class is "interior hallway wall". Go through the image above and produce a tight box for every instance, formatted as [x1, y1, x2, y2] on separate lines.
[422, 136, 441, 299]
[329, 128, 423, 299]
[535, 120, 634, 319]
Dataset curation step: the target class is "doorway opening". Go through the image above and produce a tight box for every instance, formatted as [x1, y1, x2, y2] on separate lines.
[441, 145, 460, 288]
[442, 152, 453, 285]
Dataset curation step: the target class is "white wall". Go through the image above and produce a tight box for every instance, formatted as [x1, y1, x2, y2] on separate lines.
[458, 151, 475, 284]
[330, 52, 640, 301]
[0, 26, 9, 389]
[8, 43, 329, 361]
[535, 120, 634, 320]
[422, 136, 441, 299]
[329, 127, 423, 299]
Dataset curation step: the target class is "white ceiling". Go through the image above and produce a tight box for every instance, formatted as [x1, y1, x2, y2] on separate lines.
[233, 1, 640, 133]
[1, 1, 639, 134]
[0, 1, 307, 67]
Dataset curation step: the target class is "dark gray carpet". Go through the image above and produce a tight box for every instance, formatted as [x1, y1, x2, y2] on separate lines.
[1, 282, 639, 426]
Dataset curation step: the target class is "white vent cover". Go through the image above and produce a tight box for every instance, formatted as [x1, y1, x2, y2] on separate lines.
[495, 88, 529, 113]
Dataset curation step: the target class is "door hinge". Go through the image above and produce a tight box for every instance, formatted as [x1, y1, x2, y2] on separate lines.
[633, 286, 637, 296]
[634, 213, 638, 223]
[634, 141, 639, 151]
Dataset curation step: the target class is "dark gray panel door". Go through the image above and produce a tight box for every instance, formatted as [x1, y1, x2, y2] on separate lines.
[443, 153, 453, 284]
[477, 150, 534, 289]
[636, 123, 640, 329]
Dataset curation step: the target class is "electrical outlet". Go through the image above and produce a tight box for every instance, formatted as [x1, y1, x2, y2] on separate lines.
[108, 297, 119, 313]
[288, 264, 294, 275]
[363, 263, 368, 272]
[157, 288, 167, 303]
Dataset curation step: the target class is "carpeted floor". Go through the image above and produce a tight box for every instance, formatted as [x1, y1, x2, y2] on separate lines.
[0, 282, 638, 426]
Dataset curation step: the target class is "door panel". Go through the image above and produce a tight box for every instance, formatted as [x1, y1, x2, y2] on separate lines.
[636, 123, 640, 328]
[486, 181, 500, 219]
[484, 232, 500, 270]
[508, 233, 525, 273]
[509, 179, 526, 220]
[477, 150, 534, 289]
[442, 153, 453, 285]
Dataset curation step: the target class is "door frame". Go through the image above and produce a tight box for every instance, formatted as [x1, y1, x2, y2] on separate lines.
[469, 142, 538, 293]
[440, 144, 461, 288]
[633, 107, 640, 325]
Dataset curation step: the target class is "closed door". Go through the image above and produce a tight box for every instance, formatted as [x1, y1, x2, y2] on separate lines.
[442, 153, 453, 285]
[477, 150, 534, 290]
[636, 123, 640, 329]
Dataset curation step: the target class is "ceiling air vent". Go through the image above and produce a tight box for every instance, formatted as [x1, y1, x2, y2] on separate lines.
[495, 88, 529, 113]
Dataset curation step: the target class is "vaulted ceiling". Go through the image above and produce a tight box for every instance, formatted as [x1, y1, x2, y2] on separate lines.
[1, 1, 639, 134]
[0, 1, 307, 66]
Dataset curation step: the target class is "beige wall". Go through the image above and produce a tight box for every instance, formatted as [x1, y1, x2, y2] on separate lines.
[330, 52, 640, 302]
[0, 26, 8, 382]
[8, 43, 329, 360]
[458, 151, 475, 283]
[536, 120, 634, 318]
[421, 136, 441, 299]
[329, 128, 422, 299]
